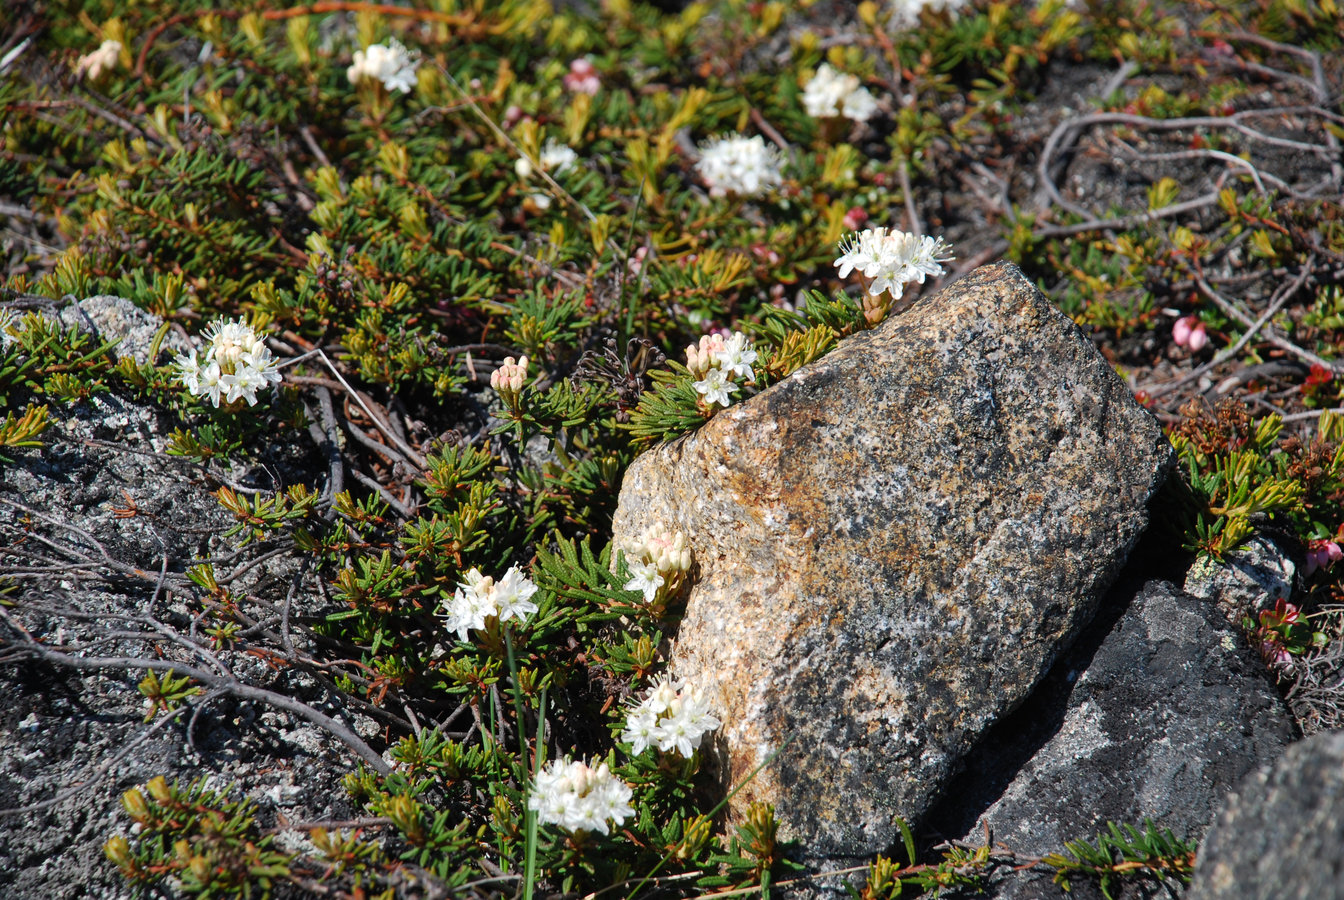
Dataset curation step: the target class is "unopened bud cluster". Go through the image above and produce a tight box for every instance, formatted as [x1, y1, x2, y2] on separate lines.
[491, 355, 528, 413]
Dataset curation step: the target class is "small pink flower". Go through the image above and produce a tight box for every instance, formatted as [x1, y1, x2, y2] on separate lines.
[1306, 540, 1343, 576]
[502, 104, 525, 128]
[563, 58, 601, 95]
[1261, 639, 1293, 670]
[627, 246, 648, 276]
[750, 243, 780, 265]
[842, 206, 869, 231]
[1173, 315, 1208, 351]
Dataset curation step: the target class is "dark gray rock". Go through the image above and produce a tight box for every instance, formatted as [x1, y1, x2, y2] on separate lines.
[611, 262, 1173, 859]
[1188, 728, 1344, 900]
[928, 577, 1297, 899]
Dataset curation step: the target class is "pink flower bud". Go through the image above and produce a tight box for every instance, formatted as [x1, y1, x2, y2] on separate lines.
[842, 206, 868, 231]
[1173, 315, 1193, 345]
[685, 334, 727, 379]
[491, 356, 529, 410]
[563, 58, 601, 95]
[627, 245, 648, 276]
[1306, 539, 1344, 576]
[1173, 315, 1208, 351]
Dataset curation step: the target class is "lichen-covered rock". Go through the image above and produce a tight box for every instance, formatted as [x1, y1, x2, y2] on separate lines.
[611, 262, 1173, 858]
[56, 294, 190, 366]
[929, 577, 1296, 899]
[1183, 534, 1295, 622]
[1188, 728, 1344, 900]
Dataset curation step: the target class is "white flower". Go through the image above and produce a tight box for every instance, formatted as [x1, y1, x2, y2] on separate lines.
[833, 227, 954, 299]
[493, 566, 540, 623]
[802, 63, 855, 119]
[516, 141, 579, 180]
[841, 86, 879, 123]
[438, 566, 540, 641]
[196, 360, 225, 408]
[889, 0, 969, 29]
[621, 676, 721, 758]
[441, 569, 496, 642]
[347, 38, 419, 94]
[695, 135, 784, 198]
[539, 140, 578, 175]
[713, 331, 757, 382]
[693, 366, 739, 408]
[220, 364, 274, 406]
[75, 39, 121, 80]
[528, 757, 634, 835]
[802, 63, 879, 123]
[622, 708, 662, 756]
[175, 317, 282, 408]
[623, 558, 665, 604]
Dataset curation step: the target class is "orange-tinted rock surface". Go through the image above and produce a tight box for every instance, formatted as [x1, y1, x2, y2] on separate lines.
[611, 262, 1172, 857]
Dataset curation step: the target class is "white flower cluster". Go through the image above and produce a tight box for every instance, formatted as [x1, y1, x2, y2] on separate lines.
[621, 522, 694, 605]
[686, 331, 757, 409]
[833, 227, 954, 300]
[889, 0, 969, 28]
[694, 135, 784, 198]
[621, 675, 721, 757]
[347, 38, 419, 93]
[174, 317, 283, 408]
[439, 566, 539, 641]
[802, 63, 879, 123]
[528, 757, 634, 835]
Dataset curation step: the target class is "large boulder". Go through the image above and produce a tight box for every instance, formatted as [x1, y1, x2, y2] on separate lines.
[611, 262, 1173, 859]
[1188, 728, 1344, 900]
[928, 576, 1297, 899]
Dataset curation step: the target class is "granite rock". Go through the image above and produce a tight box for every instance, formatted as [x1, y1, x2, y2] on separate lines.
[610, 262, 1173, 858]
[56, 294, 191, 366]
[1188, 728, 1344, 900]
[1182, 534, 1295, 624]
[928, 577, 1297, 899]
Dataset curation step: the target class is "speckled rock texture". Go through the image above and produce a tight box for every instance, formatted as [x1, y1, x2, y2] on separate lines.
[1188, 728, 1344, 900]
[927, 577, 1297, 899]
[56, 294, 191, 366]
[610, 262, 1174, 859]
[1182, 534, 1296, 623]
[0, 297, 359, 898]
